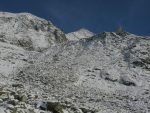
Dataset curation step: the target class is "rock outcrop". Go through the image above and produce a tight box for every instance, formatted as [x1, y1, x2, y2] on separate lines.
[0, 12, 67, 51]
[66, 28, 94, 41]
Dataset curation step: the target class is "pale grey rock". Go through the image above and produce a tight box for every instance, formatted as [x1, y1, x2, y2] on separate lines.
[66, 28, 94, 41]
[0, 98, 3, 103]
[0, 108, 7, 113]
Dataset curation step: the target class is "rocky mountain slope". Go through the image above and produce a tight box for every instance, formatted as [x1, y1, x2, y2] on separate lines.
[0, 12, 150, 113]
[0, 12, 67, 51]
[0, 12, 68, 84]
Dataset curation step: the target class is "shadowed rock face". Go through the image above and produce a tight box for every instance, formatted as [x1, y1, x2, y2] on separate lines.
[0, 12, 150, 113]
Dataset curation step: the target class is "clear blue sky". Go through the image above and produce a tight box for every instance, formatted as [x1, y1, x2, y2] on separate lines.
[0, 0, 150, 35]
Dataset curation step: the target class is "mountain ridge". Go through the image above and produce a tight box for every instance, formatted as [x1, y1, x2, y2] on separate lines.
[0, 12, 67, 51]
[0, 12, 150, 113]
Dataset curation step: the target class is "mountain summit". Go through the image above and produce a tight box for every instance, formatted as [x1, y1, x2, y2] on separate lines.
[66, 28, 94, 41]
[0, 12, 150, 113]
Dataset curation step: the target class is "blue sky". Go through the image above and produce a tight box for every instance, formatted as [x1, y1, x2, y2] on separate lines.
[0, 0, 150, 35]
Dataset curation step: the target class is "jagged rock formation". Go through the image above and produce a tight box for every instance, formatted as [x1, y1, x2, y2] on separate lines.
[0, 12, 150, 113]
[66, 28, 94, 41]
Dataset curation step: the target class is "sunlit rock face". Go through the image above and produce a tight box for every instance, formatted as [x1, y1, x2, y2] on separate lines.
[0, 12, 67, 82]
[66, 28, 94, 41]
[0, 12, 67, 51]
[0, 12, 150, 113]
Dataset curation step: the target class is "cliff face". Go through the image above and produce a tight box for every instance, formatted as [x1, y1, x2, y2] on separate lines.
[0, 12, 150, 113]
